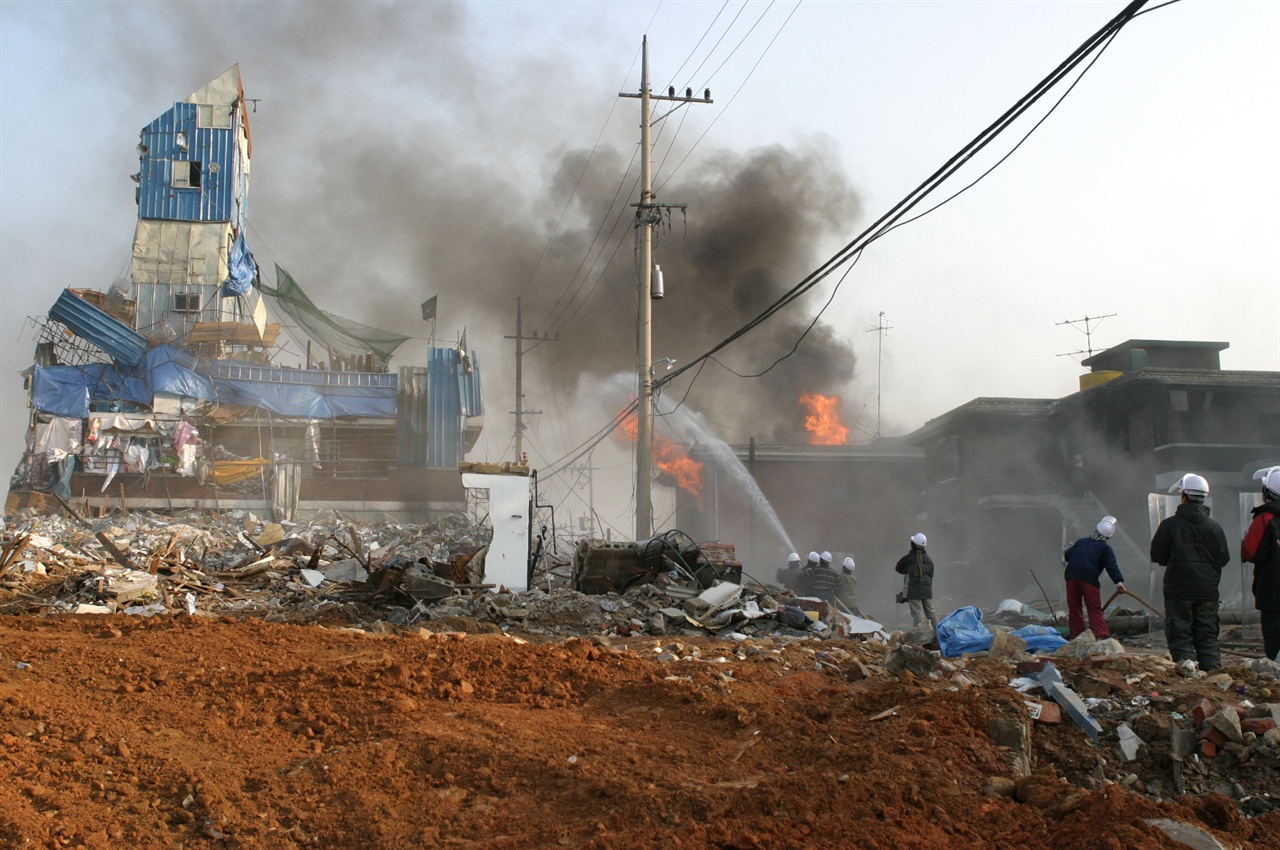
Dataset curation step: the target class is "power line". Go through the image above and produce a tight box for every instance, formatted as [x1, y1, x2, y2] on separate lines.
[654, 0, 1150, 395]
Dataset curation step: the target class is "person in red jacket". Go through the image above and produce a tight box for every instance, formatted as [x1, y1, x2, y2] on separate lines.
[1243, 466, 1280, 660]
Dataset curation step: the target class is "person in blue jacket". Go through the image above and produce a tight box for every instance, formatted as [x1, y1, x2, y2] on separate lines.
[1063, 517, 1125, 640]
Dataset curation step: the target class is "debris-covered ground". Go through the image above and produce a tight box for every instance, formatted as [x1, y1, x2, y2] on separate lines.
[3, 508, 1280, 849]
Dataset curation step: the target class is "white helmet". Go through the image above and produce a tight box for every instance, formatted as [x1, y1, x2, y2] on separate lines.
[1254, 466, 1280, 498]
[820, 551, 832, 562]
[1170, 473, 1210, 499]
[787, 552, 800, 564]
[1096, 519, 1116, 538]
[910, 532, 927, 548]
[807, 551, 820, 564]
[842, 556, 855, 572]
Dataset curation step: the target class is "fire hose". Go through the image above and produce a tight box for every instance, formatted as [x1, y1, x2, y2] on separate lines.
[1102, 586, 1164, 620]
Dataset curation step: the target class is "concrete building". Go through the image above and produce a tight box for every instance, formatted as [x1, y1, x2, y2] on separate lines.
[682, 339, 1279, 614]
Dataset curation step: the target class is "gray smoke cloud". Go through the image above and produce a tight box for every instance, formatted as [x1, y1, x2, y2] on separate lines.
[68, 2, 865, 450]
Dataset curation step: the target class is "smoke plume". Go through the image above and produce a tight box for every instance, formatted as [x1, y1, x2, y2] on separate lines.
[64, 2, 865, 453]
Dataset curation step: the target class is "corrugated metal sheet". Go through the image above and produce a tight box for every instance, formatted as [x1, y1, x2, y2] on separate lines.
[397, 366, 429, 467]
[137, 102, 242, 223]
[49, 289, 149, 368]
[424, 348, 486, 468]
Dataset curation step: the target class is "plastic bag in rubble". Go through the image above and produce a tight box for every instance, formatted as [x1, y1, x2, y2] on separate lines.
[776, 605, 811, 630]
[1009, 624, 1067, 653]
[936, 606, 994, 657]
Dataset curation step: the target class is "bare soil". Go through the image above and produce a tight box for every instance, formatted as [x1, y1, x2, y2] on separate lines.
[1, 616, 1277, 849]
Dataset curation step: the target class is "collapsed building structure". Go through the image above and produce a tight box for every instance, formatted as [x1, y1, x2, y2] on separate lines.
[679, 339, 1280, 612]
[8, 66, 485, 521]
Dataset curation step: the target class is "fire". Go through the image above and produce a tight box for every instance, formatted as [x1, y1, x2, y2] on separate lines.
[618, 409, 704, 497]
[799, 391, 850, 445]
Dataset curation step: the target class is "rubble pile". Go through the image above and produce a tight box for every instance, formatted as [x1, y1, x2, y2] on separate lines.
[0, 509, 879, 642]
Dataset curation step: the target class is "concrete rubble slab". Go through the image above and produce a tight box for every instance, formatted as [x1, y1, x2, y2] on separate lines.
[1038, 661, 1103, 740]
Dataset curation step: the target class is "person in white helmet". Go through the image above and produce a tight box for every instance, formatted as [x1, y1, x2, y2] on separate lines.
[834, 556, 862, 617]
[807, 550, 837, 604]
[1062, 518, 1126, 640]
[775, 552, 804, 595]
[895, 533, 936, 629]
[1151, 473, 1230, 671]
[1242, 466, 1280, 660]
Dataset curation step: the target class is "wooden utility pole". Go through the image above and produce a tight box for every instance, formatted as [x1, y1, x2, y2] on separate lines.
[505, 297, 557, 461]
[619, 36, 711, 540]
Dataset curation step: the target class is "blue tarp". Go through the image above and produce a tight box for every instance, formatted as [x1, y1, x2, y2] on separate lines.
[33, 346, 397, 420]
[936, 606, 1068, 657]
[220, 232, 258, 298]
[32, 365, 152, 418]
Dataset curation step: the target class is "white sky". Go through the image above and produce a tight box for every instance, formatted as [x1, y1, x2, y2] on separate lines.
[1, 0, 1277, 532]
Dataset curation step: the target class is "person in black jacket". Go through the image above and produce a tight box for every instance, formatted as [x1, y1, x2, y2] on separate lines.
[1063, 517, 1126, 640]
[807, 550, 837, 604]
[1152, 473, 1231, 671]
[895, 533, 936, 629]
[1243, 467, 1280, 660]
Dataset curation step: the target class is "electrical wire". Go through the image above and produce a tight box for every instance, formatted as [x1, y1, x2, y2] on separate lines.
[656, 0, 803, 193]
[654, 0, 1150, 395]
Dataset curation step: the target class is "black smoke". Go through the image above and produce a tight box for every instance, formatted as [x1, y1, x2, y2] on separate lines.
[66, 2, 865, 451]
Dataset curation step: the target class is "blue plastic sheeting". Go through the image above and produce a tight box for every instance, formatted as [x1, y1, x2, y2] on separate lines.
[141, 345, 218, 399]
[49, 290, 149, 368]
[936, 607, 1069, 657]
[32, 365, 151, 418]
[220, 232, 258, 297]
[937, 607, 994, 657]
[1009, 625, 1067, 654]
[219, 377, 396, 419]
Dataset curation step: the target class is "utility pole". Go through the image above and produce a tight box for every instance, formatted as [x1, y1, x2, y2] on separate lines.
[505, 297, 557, 461]
[620, 36, 711, 540]
[1055, 312, 1116, 362]
[570, 463, 598, 538]
[865, 311, 891, 438]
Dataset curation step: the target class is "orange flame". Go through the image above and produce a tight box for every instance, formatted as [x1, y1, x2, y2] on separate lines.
[799, 391, 850, 445]
[619, 408, 704, 498]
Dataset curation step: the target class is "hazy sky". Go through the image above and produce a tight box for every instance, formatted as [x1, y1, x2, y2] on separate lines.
[2, 0, 1277, 534]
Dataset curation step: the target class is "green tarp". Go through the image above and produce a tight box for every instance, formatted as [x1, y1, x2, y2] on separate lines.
[258, 265, 409, 369]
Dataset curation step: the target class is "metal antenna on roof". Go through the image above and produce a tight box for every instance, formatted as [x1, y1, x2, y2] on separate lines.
[1055, 313, 1116, 362]
[864, 311, 891, 438]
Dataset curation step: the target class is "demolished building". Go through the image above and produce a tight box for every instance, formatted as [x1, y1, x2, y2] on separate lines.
[678, 338, 1279, 613]
[8, 66, 484, 521]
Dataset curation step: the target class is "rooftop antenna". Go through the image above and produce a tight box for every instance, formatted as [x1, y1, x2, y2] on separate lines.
[1055, 313, 1116, 362]
[865, 311, 892, 437]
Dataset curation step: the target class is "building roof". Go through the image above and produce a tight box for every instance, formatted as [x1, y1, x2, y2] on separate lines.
[1081, 338, 1228, 371]
[904, 397, 1058, 445]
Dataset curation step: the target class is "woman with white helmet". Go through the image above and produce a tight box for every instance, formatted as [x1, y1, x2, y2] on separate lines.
[895, 533, 936, 630]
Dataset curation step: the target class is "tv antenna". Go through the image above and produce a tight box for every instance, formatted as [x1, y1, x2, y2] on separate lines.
[865, 311, 892, 437]
[1055, 313, 1115, 362]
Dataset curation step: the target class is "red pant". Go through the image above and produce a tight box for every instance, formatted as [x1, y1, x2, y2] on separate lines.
[1066, 579, 1111, 640]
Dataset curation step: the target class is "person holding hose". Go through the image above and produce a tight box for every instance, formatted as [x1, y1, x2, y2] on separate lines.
[1062, 517, 1125, 640]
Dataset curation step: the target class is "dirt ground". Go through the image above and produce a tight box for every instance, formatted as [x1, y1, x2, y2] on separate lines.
[2, 616, 1278, 849]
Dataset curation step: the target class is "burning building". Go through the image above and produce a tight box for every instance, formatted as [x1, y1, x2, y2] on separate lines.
[8, 66, 484, 520]
[679, 339, 1278, 614]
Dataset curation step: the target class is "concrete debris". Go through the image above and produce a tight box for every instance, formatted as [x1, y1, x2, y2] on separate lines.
[1144, 819, 1237, 850]
[1116, 722, 1143, 761]
[1038, 662, 1103, 740]
[1207, 707, 1243, 744]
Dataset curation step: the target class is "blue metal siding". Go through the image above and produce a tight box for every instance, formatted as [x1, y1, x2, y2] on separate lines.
[49, 290, 149, 368]
[137, 103, 239, 222]
[427, 348, 463, 468]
